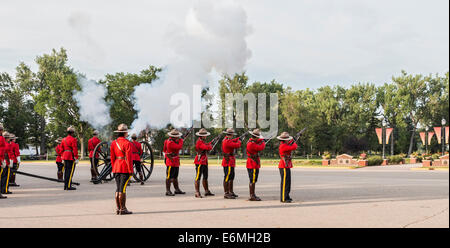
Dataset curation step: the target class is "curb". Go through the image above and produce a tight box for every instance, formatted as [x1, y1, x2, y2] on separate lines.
[410, 167, 449, 171]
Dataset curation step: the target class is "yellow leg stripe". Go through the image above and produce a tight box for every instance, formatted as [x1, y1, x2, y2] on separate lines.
[123, 175, 132, 193]
[195, 165, 202, 181]
[0, 168, 3, 190]
[253, 169, 256, 183]
[5, 167, 10, 191]
[225, 167, 231, 182]
[68, 161, 75, 188]
[167, 166, 172, 179]
[282, 168, 286, 202]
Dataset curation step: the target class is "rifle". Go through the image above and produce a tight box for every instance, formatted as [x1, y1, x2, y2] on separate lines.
[263, 136, 275, 144]
[289, 127, 307, 145]
[182, 125, 194, 139]
[238, 131, 248, 142]
[210, 134, 224, 151]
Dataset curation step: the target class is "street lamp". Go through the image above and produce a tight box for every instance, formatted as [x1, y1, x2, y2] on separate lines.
[382, 119, 387, 159]
[442, 118, 447, 156]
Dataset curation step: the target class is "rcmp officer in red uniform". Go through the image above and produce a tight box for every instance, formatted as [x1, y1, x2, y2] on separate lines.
[193, 128, 214, 198]
[61, 126, 79, 190]
[88, 130, 101, 182]
[130, 133, 144, 185]
[55, 138, 64, 181]
[0, 125, 6, 199]
[277, 132, 298, 203]
[110, 124, 134, 215]
[9, 134, 21, 187]
[1, 132, 15, 195]
[163, 129, 185, 196]
[221, 128, 241, 199]
[246, 129, 266, 201]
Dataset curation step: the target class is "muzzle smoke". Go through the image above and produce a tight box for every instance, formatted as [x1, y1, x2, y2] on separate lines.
[74, 76, 111, 130]
[130, 0, 252, 133]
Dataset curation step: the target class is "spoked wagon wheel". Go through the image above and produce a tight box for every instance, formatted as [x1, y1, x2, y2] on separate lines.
[92, 141, 114, 183]
[132, 141, 154, 182]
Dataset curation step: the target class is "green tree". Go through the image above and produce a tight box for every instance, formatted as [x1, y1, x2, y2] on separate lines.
[101, 66, 161, 130]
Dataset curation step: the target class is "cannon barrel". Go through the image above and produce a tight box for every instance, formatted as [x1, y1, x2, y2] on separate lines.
[15, 170, 80, 186]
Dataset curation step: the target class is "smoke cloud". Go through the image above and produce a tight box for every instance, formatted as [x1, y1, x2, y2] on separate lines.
[130, 0, 252, 133]
[74, 76, 111, 130]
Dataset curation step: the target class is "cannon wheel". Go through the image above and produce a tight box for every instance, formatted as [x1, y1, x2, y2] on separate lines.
[132, 141, 154, 182]
[92, 141, 114, 182]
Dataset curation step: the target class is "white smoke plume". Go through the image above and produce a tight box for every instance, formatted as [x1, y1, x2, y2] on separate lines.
[74, 76, 111, 130]
[130, 0, 252, 133]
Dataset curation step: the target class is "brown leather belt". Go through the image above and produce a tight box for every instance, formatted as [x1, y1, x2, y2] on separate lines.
[116, 157, 125, 160]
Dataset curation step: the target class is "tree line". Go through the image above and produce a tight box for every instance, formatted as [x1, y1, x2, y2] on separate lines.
[0, 48, 448, 159]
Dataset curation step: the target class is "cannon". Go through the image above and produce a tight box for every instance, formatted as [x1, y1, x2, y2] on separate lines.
[91, 140, 154, 184]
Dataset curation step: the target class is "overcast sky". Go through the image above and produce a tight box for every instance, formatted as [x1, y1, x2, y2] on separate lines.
[0, 0, 448, 90]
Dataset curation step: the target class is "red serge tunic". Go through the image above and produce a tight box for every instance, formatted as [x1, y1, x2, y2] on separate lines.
[246, 138, 266, 169]
[221, 137, 241, 167]
[278, 141, 298, 169]
[55, 144, 63, 163]
[4, 142, 14, 165]
[0, 135, 5, 162]
[88, 136, 101, 159]
[11, 141, 20, 163]
[194, 139, 213, 165]
[131, 141, 143, 161]
[110, 137, 133, 174]
[61, 135, 79, 161]
[163, 138, 184, 167]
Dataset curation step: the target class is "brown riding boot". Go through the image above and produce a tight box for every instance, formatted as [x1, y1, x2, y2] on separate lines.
[115, 192, 120, 215]
[224, 181, 235, 199]
[203, 179, 214, 196]
[249, 183, 261, 201]
[57, 171, 63, 182]
[173, 179, 185, 194]
[166, 179, 175, 196]
[229, 180, 238, 197]
[90, 168, 98, 182]
[194, 180, 202, 198]
[139, 172, 145, 185]
[9, 173, 19, 187]
[118, 193, 133, 215]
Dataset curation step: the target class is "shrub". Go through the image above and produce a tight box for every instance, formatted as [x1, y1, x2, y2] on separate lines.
[368, 156, 383, 166]
[388, 155, 403, 164]
[322, 151, 331, 160]
[432, 153, 441, 160]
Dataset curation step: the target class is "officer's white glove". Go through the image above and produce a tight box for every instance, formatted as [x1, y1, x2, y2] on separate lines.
[17, 156, 21, 163]
[1, 161, 6, 169]
[9, 161, 14, 168]
[75, 159, 79, 165]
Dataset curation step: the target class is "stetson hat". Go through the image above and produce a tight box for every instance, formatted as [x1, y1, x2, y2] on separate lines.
[223, 128, 237, 135]
[3, 132, 11, 139]
[167, 129, 183, 138]
[195, 128, 211, 137]
[56, 137, 63, 143]
[93, 130, 99, 135]
[277, 132, 293, 141]
[131, 133, 138, 139]
[11, 134, 18, 140]
[67, 126, 75, 132]
[249, 129, 263, 139]
[114, 124, 129, 133]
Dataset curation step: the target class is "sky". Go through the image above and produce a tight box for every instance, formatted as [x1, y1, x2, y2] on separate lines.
[0, 0, 448, 90]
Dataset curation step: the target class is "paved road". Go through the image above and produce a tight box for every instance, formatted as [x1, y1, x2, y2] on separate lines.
[0, 162, 448, 228]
